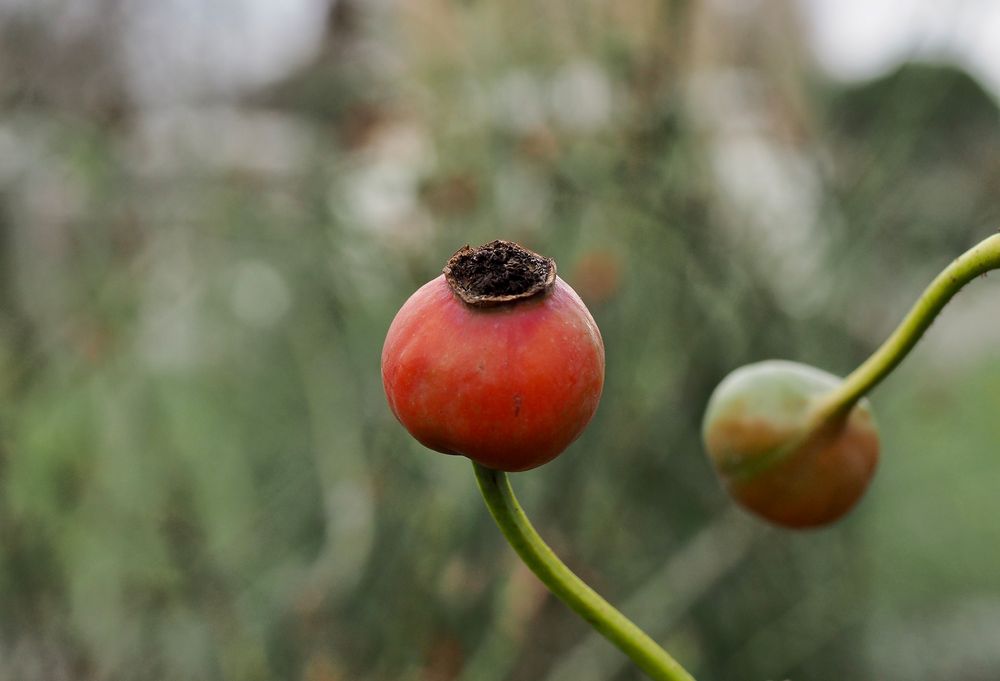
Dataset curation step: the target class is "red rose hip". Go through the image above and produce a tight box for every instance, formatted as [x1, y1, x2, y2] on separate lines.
[381, 240, 605, 471]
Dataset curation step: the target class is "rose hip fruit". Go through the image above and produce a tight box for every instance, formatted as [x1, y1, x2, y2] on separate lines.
[382, 240, 605, 472]
[702, 360, 880, 529]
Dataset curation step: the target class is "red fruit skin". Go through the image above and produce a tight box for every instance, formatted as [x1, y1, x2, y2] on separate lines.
[381, 274, 605, 471]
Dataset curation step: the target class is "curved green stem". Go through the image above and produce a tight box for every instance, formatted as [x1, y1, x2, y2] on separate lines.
[816, 233, 1000, 420]
[473, 462, 696, 681]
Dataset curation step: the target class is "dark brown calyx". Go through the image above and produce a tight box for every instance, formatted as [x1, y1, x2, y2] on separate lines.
[443, 240, 556, 306]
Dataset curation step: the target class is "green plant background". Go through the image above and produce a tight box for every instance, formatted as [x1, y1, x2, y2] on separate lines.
[1, 2, 999, 680]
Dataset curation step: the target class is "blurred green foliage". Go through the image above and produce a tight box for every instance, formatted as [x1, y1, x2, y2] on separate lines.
[0, 2, 999, 680]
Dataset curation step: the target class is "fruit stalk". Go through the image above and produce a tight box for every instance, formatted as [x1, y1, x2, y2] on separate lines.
[473, 462, 697, 681]
[816, 232, 1000, 421]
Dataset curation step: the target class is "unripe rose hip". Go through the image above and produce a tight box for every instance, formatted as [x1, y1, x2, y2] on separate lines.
[702, 360, 880, 529]
[382, 240, 605, 471]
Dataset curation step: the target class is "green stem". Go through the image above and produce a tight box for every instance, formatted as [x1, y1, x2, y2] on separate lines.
[817, 233, 1000, 419]
[473, 462, 696, 681]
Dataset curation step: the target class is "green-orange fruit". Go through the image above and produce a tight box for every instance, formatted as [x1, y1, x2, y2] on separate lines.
[702, 360, 880, 529]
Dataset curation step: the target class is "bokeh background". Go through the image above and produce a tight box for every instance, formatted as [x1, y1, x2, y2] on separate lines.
[1, 1, 999, 680]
